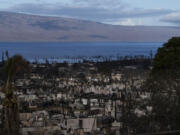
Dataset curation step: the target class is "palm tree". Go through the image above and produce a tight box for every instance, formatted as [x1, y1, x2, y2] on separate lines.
[1, 51, 29, 135]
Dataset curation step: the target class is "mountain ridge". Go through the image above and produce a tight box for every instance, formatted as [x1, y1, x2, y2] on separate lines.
[0, 11, 180, 42]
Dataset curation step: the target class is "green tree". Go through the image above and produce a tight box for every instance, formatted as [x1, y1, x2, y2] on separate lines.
[1, 51, 29, 135]
[144, 37, 180, 131]
[153, 37, 180, 75]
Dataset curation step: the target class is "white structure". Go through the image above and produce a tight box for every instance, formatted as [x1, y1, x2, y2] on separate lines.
[66, 118, 97, 132]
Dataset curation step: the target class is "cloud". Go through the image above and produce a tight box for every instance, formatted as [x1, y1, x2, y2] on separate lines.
[2, 0, 175, 26]
[113, 19, 137, 26]
[70, 0, 126, 9]
[8, 3, 174, 21]
[161, 13, 180, 25]
[106, 18, 143, 26]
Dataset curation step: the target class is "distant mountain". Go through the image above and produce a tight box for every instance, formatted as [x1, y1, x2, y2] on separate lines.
[0, 11, 180, 42]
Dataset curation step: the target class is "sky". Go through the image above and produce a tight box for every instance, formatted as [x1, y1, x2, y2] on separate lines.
[0, 0, 180, 26]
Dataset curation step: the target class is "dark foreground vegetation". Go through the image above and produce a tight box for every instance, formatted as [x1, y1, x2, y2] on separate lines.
[0, 37, 180, 135]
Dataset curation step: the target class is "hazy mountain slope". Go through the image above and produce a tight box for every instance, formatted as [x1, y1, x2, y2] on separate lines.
[0, 11, 180, 42]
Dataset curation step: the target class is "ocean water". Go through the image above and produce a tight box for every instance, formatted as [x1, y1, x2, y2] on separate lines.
[0, 42, 163, 62]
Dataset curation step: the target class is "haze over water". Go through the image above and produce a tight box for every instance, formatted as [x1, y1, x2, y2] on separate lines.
[0, 42, 162, 62]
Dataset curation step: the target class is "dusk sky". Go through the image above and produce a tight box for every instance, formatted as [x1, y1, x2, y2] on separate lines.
[0, 0, 180, 26]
